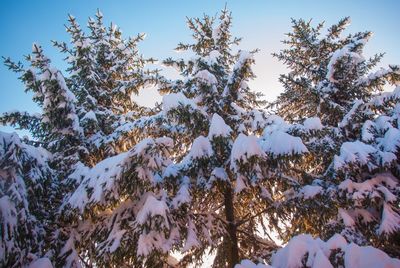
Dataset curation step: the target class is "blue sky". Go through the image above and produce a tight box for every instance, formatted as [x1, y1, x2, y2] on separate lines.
[1, 0, 400, 133]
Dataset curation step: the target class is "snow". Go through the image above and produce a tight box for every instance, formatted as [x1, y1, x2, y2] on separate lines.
[211, 167, 228, 182]
[4, 12, 400, 268]
[82, 110, 98, 122]
[338, 173, 398, 201]
[336, 173, 399, 234]
[271, 234, 331, 268]
[235, 259, 271, 268]
[182, 220, 200, 252]
[212, 22, 223, 41]
[137, 230, 169, 256]
[0, 196, 17, 241]
[185, 136, 213, 160]
[235, 175, 247, 193]
[375, 115, 393, 130]
[323, 234, 348, 255]
[361, 120, 375, 142]
[262, 131, 308, 157]
[231, 102, 247, 115]
[339, 100, 363, 128]
[212, 13, 230, 42]
[351, 209, 375, 224]
[208, 113, 232, 138]
[250, 109, 267, 132]
[206, 50, 221, 65]
[0, 131, 51, 168]
[134, 137, 173, 183]
[0, 130, 55, 266]
[137, 233, 153, 256]
[303, 117, 323, 130]
[333, 141, 377, 170]
[377, 203, 400, 235]
[357, 68, 392, 87]
[195, 70, 218, 85]
[234, 51, 253, 71]
[163, 163, 180, 178]
[171, 182, 191, 208]
[68, 151, 130, 211]
[39, 64, 83, 136]
[263, 115, 289, 135]
[133, 138, 158, 156]
[1, 110, 42, 127]
[271, 234, 400, 268]
[348, 173, 395, 189]
[300, 185, 323, 199]
[377, 151, 397, 166]
[231, 133, 265, 166]
[326, 43, 364, 83]
[313, 249, 333, 268]
[377, 186, 397, 203]
[344, 243, 400, 268]
[28, 258, 53, 268]
[378, 128, 400, 153]
[109, 230, 126, 253]
[136, 194, 169, 225]
[338, 208, 356, 227]
[162, 92, 197, 113]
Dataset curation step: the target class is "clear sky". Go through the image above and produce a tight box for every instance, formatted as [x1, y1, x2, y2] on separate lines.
[1, 0, 400, 133]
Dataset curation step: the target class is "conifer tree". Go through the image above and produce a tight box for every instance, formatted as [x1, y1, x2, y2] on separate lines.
[156, 9, 310, 267]
[52, 10, 157, 164]
[0, 132, 53, 267]
[271, 17, 399, 127]
[271, 18, 400, 259]
[1, 11, 157, 267]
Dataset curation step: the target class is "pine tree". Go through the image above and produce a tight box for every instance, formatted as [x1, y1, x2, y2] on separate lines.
[52, 10, 157, 164]
[271, 18, 400, 259]
[1, 11, 157, 267]
[2, 42, 85, 267]
[0, 132, 52, 267]
[271, 17, 399, 127]
[157, 9, 311, 267]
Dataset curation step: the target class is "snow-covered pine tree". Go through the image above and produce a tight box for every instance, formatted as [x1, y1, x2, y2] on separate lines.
[270, 17, 399, 127]
[0, 132, 53, 267]
[1, 11, 158, 267]
[314, 86, 400, 257]
[270, 17, 400, 259]
[3, 43, 83, 174]
[157, 9, 310, 267]
[2, 42, 85, 267]
[52, 10, 157, 165]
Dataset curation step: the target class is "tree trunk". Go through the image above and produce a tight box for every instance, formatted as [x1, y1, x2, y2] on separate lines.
[224, 185, 239, 268]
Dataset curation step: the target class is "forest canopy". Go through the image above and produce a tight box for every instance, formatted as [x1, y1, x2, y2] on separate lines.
[1, 8, 400, 268]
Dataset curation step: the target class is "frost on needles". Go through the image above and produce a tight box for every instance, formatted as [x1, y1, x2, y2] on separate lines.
[1, 8, 400, 268]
